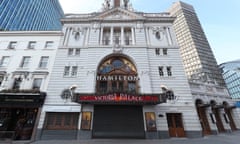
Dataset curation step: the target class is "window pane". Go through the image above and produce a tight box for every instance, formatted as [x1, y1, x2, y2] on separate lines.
[8, 42, 17, 49]
[32, 78, 42, 90]
[39, 56, 49, 68]
[28, 41, 36, 49]
[45, 41, 54, 48]
[64, 66, 70, 76]
[71, 66, 78, 76]
[167, 66, 172, 76]
[99, 81, 107, 93]
[163, 48, 168, 55]
[159, 66, 164, 76]
[13, 78, 21, 89]
[75, 49, 80, 55]
[155, 48, 160, 55]
[128, 82, 136, 93]
[68, 48, 74, 55]
[0, 75, 3, 86]
[20, 56, 30, 68]
[0, 56, 10, 67]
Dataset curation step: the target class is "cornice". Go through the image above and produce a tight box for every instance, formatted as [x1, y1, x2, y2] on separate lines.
[0, 31, 63, 36]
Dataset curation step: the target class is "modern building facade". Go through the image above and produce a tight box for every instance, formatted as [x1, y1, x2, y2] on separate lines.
[0, 0, 64, 31]
[34, 0, 239, 140]
[168, 1, 225, 86]
[220, 60, 240, 106]
[0, 31, 62, 140]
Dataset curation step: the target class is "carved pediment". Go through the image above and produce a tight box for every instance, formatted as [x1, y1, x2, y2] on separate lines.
[96, 7, 144, 20]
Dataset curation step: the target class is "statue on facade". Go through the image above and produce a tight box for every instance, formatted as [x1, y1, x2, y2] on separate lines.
[105, 0, 111, 9]
[124, 0, 129, 9]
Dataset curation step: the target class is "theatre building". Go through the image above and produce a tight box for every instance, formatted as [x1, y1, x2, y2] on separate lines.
[36, 0, 238, 140]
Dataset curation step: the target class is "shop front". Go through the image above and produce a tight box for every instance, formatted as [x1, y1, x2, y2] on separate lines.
[0, 90, 46, 141]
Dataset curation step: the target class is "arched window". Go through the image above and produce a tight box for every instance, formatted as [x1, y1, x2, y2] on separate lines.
[96, 56, 138, 94]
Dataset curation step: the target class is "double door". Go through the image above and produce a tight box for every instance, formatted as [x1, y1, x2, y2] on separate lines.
[167, 113, 185, 137]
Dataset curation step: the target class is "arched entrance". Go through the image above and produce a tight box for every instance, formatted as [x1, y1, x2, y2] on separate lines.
[92, 55, 145, 139]
[210, 100, 225, 133]
[195, 99, 212, 135]
[223, 101, 237, 131]
[95, 55, 139, 94]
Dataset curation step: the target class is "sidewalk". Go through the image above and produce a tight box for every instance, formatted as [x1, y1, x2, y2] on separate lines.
[8, 131, 240, 144]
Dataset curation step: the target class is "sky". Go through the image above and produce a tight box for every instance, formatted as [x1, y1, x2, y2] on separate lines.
[59, 0, 240, 64]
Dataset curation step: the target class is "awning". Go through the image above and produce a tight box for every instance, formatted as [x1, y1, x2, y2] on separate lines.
[212, 104, 224, 109]
[0, 91, 46, 108]
[75, 93, 166, 105]
[198, 103, 211, 108]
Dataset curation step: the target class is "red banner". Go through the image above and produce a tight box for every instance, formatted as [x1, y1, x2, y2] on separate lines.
[77, 93, 160, 105]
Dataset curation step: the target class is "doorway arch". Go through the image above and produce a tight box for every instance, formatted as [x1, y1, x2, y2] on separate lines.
[195, 99, 211, 135]
[223, 101, 237, 131]
[95, 54, 139, 94]
[210, 100, 225, 133]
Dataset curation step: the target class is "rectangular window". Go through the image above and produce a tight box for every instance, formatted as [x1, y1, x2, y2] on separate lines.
[75, 49, 80, 55]
[0, 75, 3, 86]
[32, 78, 42, 90]
[163, 48, 168, 55]
[64, 66, 70, 76]
[155, 48, 160, 55]
[158, 66, 164, 76]
[45, 41, 54, 48]
[68, 48, 74, 55]
[128, 82, 136, 93]
[28, 41, 36, 49]
[167, 66, 172, 76]
[0, 56, 10, 67]
[99, 81, 107, 94]
[20, 56, 31, 68]
[45, 112, 79, 130]
[8, 41, 17, 49]
[113, 28, 121, 45]
[124, 28, 132, 45]
[12, 78, 22, 89]
[102, 28, 110, 45]
[71, 66, 78, 76]
[39, 56, 49, 68]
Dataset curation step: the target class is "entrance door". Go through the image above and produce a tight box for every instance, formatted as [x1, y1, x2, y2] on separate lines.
[212, 108, 225, 133]
[225, 109, 237, 131]
[92, 105, 145, 139]
[197, 107, 212, 135]
[0, 108, 38, 140]
[167, 113, 185, 137]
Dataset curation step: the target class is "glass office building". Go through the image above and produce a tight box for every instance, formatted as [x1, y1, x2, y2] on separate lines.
[220, 60, 240, 100]
[0, 0, 64, 31]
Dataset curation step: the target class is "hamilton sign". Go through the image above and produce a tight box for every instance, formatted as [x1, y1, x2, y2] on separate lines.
[96, 75, 140, 81]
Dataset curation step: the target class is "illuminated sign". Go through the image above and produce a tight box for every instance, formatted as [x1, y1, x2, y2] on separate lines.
[76, 93, 162, 105]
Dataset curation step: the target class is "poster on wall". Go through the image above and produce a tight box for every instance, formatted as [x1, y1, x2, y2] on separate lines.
[81, 112, 92, 130]
[145, 112, 157, 131]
